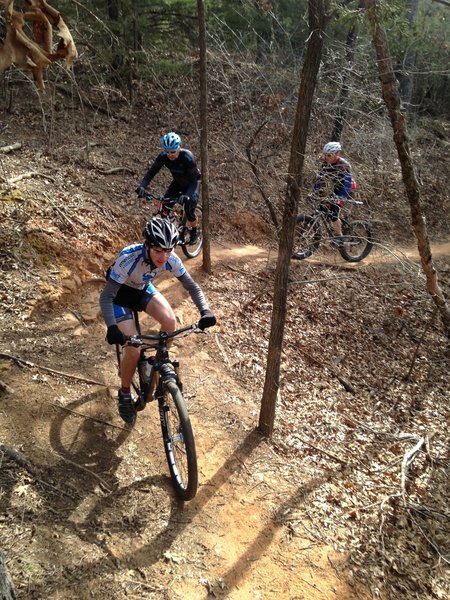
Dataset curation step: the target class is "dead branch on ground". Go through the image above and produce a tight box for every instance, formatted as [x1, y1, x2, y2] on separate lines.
[0, 352, 107, 386]
[98, 167, 135, 175]
[0, 142, 22, 153]
[0, 379, 14, 394]
[0, 443, 80, 500]
[3, 171, 56, 184]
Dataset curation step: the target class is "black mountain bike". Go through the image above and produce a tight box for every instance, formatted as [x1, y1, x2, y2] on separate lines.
[142, 191, 203, 259]
[116, 310, 199, 501]
[292, 197, 374, 262]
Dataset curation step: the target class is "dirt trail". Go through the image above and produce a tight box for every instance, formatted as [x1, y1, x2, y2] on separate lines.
[1, 241, 449, 600]
[0, 242, 368, 600]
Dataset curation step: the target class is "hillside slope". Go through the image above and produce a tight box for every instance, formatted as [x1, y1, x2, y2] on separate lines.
[0, 91, 449, 600]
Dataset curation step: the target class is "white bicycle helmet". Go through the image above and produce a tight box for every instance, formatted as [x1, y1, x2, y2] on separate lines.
[161, 132, 181, 153]
[323, 141, 341, 155]
[143, 218, 179, 248]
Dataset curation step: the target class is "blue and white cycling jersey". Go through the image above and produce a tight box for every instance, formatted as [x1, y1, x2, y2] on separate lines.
[108, 244, 186, 290]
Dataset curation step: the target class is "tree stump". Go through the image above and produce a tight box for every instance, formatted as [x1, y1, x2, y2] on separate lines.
[0, 551, 17, 600]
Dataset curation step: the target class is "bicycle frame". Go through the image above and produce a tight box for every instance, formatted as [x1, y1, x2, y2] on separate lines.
[145, 192, 186, 226]
[119, 310, 200, 500]
[140, 191, 203, 259]
[125, 310, 197, 404]
[309, 198, 364, 240]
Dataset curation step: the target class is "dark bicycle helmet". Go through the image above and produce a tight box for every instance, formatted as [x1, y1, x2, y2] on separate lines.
[143, 218, 179, 249]
[161, 132, 181, 153]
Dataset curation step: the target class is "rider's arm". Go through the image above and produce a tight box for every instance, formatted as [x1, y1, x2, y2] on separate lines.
[99, 278, 122, 327]
[180, 151, 201, 199]
[177, 271, 210, 314]
[139, 154, 165, 188]
[313, 164, 326, 192]
[334, 170, 352, 198]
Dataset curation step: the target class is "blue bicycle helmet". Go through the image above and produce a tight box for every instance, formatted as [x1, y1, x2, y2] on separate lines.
[161, 132, 181, 153]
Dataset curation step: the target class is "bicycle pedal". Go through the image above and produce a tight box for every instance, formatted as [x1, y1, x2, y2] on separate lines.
[134, 398, 147, 411]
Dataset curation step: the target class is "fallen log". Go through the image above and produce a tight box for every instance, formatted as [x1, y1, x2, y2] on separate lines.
[0, 142, 22, 154]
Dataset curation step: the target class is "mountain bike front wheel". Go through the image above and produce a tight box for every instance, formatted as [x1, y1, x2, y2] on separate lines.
[180, 206, 203, 259]
[160, 380, 198, 501]
[292, 215, 322, 260]
[339, 220, 374, 262]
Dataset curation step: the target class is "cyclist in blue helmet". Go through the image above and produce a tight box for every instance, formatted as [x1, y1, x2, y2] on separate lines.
[312, 141, 354, 245]
[135, 132, 201, 245]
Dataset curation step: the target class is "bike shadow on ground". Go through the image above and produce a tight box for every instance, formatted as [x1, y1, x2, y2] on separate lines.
[46, 388, 173, 528]
[26, 428, 267, 597]
[26, 414, 353, 599]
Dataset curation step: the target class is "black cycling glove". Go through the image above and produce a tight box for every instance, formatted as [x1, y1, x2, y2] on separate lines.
[135, 186, 146, 199]
[106, 324, 126, 345]
[198, 309, 217, 331]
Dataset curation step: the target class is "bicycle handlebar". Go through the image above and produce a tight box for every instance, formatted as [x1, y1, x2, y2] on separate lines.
[124, 323, 200, 347]
[307, 194, 364, 207]
[140, 191, 182, 205]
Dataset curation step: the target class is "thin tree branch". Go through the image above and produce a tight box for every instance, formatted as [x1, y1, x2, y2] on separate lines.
[0, 352, 107, 386]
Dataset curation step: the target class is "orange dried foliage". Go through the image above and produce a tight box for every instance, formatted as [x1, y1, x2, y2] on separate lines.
[0, 0, 78, 90]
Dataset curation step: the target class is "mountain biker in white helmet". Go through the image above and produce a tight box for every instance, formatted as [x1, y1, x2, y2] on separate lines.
[135, 132, 201, 245]
[99, 217, 216, 424]
[312, 141, 354, 245]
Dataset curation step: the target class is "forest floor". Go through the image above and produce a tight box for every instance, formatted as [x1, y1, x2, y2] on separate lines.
[0, 93, 449, 600]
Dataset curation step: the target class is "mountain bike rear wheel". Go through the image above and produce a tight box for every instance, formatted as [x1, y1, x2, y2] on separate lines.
[180, 206, 203, 259]
[292, 215, 322, 260]
[160, 380, 198, 500]
[339, 220, 374, 262]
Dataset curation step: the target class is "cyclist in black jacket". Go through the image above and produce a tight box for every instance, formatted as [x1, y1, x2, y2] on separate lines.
[135, 132, 201, 245]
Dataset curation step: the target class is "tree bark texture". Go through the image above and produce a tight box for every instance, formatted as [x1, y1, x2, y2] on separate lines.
[197, 0, 212, 274]
[0, 551, 16, 600]
[331, 0, 363, 141]
[364, 0, 450, 337]
[259, 0, 329, 437]
[398, 0, 419, 107]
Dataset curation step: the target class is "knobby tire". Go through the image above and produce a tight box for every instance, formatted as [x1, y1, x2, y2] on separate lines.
[160, 379, 198, 501]
[292, 215, 322, 260]
[181, 206, 203, 259]
[339, 220, 374, 262]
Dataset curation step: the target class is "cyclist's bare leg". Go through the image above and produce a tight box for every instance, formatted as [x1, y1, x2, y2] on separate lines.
[116, 293, 177, 388]
[332, 218, 343, 236]
[188, 219, 198, 228]
[145, 292, 177, 343]
[117, 319, 140, 388]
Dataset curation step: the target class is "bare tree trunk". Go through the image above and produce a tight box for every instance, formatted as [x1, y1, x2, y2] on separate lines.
[398, 0, 419, 109]
[197, 0, 211, 274]
[331, 0, 363, 141]
[258, 0, 329, 437]
[0, 551, 16, 600]
[364, 0, 450, 338]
